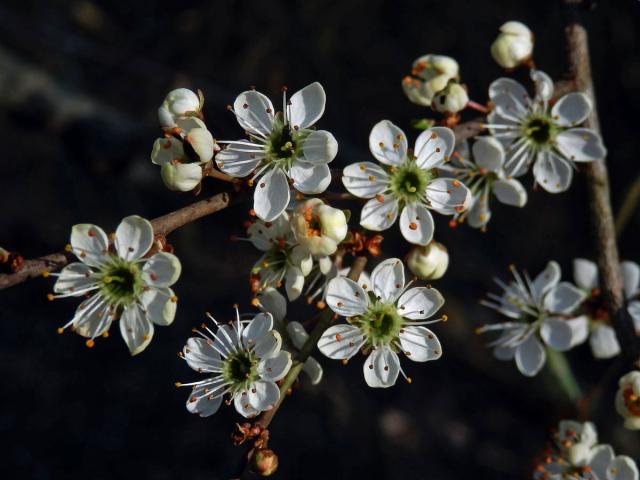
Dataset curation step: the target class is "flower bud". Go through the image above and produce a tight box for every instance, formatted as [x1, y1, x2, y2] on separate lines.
[251, 448, 279, 476]
[160, 162, 203, 192]
[616, 371, 640, 430]
[406, 241, 449, 280]
[158, 88, 201, 128]
[402, 54, 459, 106]
[292, 199, 348, 256]
[490, 21, 533, 69]
[432, 82, 469, 114]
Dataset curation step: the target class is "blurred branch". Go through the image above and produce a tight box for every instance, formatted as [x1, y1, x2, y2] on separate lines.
[0, 192, 231, 290]
[564, 2, 640, 362]
[615, 174, 640, 237]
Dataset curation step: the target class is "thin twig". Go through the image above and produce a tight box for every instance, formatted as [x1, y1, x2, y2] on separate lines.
[615, 174, 640, 237]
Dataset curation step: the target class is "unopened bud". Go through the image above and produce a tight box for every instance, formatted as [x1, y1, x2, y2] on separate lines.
[158, 88, 202, 128]
[160, 162, 203, 192]
[251, 448, 279, 476]
[432, 82, 469, 114]
[406, 241, 449, 280]
[402, 54, 459, 106]
[490, 21, 533, 69]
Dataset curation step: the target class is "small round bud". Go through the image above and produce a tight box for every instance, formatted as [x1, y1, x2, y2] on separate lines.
[251, 448, 279, 477]
[432, 82, 469, 114]
[402, 54, 460, 106]
[406, 241, 449, 280]
[490, 21, 533, 69]
[158, 88, 201, 128]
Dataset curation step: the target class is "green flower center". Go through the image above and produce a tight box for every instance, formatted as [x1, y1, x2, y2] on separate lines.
[522, 114, 557, 148]
[357, 301, 404, 347]
[264, 113, 308, 168]
[389, 161, 434, 203]
[223, 350, 258, 390]
[98, 256, 143, 307]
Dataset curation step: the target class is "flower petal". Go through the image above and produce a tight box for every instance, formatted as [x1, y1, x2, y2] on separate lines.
[303, 357, 323, 385]
[317, 324, 364, 359]
[589, 324, 621, 359]
[301, 130, 338, 164]
[140, 287, 177, 326]
[492, 178, 527, 207]
[183, 337, 223, 372]
[151, 137, 183, 166]
[628, 301, 640, 333]
[234, 390, 259, 418]
[186, 385, 224, 417]
[573, 258, 599, 291]
[142, 252, 182, 287]
[363, 347, 400, 388]
[533, 152, 574, 193]
[285, 266, 305, 301]
[467, 194, 491, 228]
[540, 318, 574, 351]
[254, 167, 290, 222]
[371, 258, 405, 304]
[54, 262, 97, 294]
[608, 456, 639, 480]
[488, 77, 530, 117]
[290, 162, 331, 194]
[258, 350, 292, 382]
[257, 288, 287, 323]
[242, 313, 274, 349]
[555, 128, 606, 163]
[426, 178, 471, 215]
[289, 82, 326, 130]
[360, 195, 399, 231]
[342, 162, 390, 199]
[531, 70, 554, 102]
[72, 297, 113, 338]
[515, 334, 546, 377]
[185, 127, 215, 162]
[397, 287, 444, 320]
[119, 304, 154, 356]
[160, 162, 203, 192]
[70, 223, 110, 267]
[532, 261, 561, 302]
[115, 215, 154, 262]
[286, 321, 309, 350]
[551, 92, 592, 127]
[399, 326, 442, 362]
[621, 261, 640, 298]
[369, 120, 407, 166]
[544, 282, 586, 315]
[414, 127, 456, 169]
[247, 380, 280, 411]
[399, 203, 435, 245]
[216, 142, 262, 177]
[233, 90, 275, 137]
[252, 330, 282, 359]
[472, 136, 505, 172]
[326, 276, 368, 316]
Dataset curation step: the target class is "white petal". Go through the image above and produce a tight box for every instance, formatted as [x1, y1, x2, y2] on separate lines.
[493, 178, 527, 207]
[533, 152, 574, 193]
[532, 261, 561, 301]
[363, 347, 400, 388]
[140, 287, 177, 326]
[555, 128, 606, 163]
[216, 142, 262, 177]
[72, 297, 112, 338]
[628, 301, 640, 333]
[289, 82, 326, 130]
[488, 78, 530, 117]
[151, 137, 183, 166]
[247, 213, 291, 251]
[254, 168, 290, 222]
[160, 162, 203, 192]
[290, 162, 331, 194]
[397, 287, 444, 320]
[257, 288, 287, 322]
[183, 337, 222, 372]
[234, 390, 260, 418]
[399, 203, 435, 245]
[119, 304, 154, 355]
[371, 258, 405, 304]
[540, 318, 574, 351]
[515, 334, 546, 377]
[608, 456, 639, 480]
[54, 262, 97, 294]
[247, 380, 280, 411]
[258, 350, 292, 382]
[115, 215, 154, 262]
[551, 92, 592, 127]
[301, 130, 338, 164]
[414, 127, 456, 169]
[426, 178, 471, 215]
[233, 90, 275, 136]
[252, 330, 282, 359]
[286, 321, 309, 350]
[467, 194, 491, 228]
[472, 136, 505, 172]
[212, 324, 239, 355]
[587, 444, 614, 479]
[369, 120, 407, 166]
[185, 127, 215, 161]
[186, 385, 224, 417]
[544, 282, 586, 314]
[70, 223, 110, 267]
[142, 252, 181, 287]
[494, 344, 515, 361]
[573, 258, 599, 291]
[290, 245, 313, 276]
[317, 324, 365, 359]
[285, 266, 305, 301]
[326, 276, 368, 316]
[531, 70, 554, 102]
[399, 326, 442, 362]
[589, 324, 621, 359]
[342, 162, 390, 199]
[242, 312, 274, 349]
[360, 195, 399, 231]
[303, 357, 323, 385]
[567, 315, 589, 347]
[621, 261, 640, 298]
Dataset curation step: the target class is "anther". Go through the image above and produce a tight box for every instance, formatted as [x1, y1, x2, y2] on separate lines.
[47, 293, 55, 301]
[86, 339, 95, 348]
[41, 271, 50, 278]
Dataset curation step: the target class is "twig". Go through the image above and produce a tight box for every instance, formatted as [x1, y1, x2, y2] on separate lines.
[615, 174, 640, 237]
[564, 2, 640, 361]
[0, 192, 231, 290]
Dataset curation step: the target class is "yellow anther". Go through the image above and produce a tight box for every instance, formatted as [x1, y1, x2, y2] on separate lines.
[41, 271, 50, 278]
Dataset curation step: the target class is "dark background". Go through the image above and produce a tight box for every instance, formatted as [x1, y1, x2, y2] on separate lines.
[1, 0, 640, 478]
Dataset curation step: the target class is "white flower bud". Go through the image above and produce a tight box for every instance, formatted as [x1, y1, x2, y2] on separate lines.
[158, 88, 201, 128]
[616, 371, 640, 430]
[160, 162, 203, 192]
[402, 54, 459, 106]
[490, 21, 533, 69]
[432, 82, 469, 114]
[406, 241, 449, 280]
[292, 199, 348, 257]
[568, 443, 590, 467]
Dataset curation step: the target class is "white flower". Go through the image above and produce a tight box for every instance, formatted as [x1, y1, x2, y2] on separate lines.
[50, 215, 181, 355]
[151, 117, 217, 192]
[291, 198, 348, 257]
[441, 138, 527, 229]
[490, 21, 533, 69]
[216, 82, 337, 221]
[534, 420, 639, 480]
[158, 88, 202, 128]
[406, 241, 449, 280]
[318, 258, 446, 388]
[479, 261, 587, 377]
[486, 69, 607, 192]
[402, 55, 460, 107]
[432, 82, 469, 114]
[248, 212, 313, 301]
[342, 120, 471, 245]
[178, 310, 292, 418]
[572, 258, 640, 359]
[616, 371, 640, 430]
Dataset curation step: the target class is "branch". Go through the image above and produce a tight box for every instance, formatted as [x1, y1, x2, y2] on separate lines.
[0, 191, 231, 290]
[564, 3, 640, 361]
